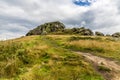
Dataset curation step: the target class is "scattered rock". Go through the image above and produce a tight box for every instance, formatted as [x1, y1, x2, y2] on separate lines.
[95, 31, 104, 36]
[112, 32, 120, 38]
[71, 27, 94, 36]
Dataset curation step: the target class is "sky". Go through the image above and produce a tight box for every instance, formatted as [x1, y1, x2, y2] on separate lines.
[0, 0, 120, 40]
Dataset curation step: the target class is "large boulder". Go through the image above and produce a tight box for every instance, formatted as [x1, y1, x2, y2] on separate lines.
[112, 32, 120, 37]
[95, 31, 104, 36]
[26, 21, 65, 36]
[78, 27, 93, 36]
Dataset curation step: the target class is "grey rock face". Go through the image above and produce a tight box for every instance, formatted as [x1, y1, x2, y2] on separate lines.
[95, 31, 104, 36]
[26, 21, 65, 36]
[112, 32, 120, 37]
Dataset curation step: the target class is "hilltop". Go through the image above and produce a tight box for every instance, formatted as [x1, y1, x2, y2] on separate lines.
[26, 21, 94, 36]
[26, 21, 120, 37]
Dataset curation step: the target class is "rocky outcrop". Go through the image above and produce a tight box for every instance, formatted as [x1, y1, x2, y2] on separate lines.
[26, 21, 65, 36]
[95, 31, 104, 36]
[26, 21, 94, 36]
[112, 32, 120, 37]
[70, 27, 93, 36]
[27, 21, 118, 37]
[78, 27, 93, 36]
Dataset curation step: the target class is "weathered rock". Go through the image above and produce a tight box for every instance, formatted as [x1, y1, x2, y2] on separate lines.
[67, 27, 93, 35]
[95, 31, 104, 36]
[78, 27, 93, 36]
[26, 21, 65, 36]
[112, 32, 120, 37]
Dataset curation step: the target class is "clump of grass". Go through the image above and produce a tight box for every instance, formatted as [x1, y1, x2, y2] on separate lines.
[68, 36, 102, 41]
[0, 36, 43, 78]
[98, 66, 111, 72]
[65, 40, 107, 53]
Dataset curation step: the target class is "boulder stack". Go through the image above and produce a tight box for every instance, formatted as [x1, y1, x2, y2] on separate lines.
[95, 31, 104, 36]
[112, 32, 120, 37]
[26, 21, 65, 36]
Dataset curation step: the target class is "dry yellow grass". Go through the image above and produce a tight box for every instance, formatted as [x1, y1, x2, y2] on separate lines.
[69, 40, 120, 51]
[62, 36, 120, 61]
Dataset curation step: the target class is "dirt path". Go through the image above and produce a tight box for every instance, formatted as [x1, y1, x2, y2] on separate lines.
[75, 52, 120, 80]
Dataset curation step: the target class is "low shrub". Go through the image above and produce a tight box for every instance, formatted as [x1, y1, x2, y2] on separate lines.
[98, 65, 111, 72]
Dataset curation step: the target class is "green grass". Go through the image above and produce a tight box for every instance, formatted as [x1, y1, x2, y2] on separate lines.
[0, 35, 104, 80]
[50, 35, 120, 62]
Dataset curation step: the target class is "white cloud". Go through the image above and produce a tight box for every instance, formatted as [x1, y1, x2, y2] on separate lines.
[0, 0, 120, 40]
[0, 30, 24, 40]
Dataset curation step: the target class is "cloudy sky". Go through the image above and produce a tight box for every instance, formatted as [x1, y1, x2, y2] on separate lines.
[0, 0, 120, 40]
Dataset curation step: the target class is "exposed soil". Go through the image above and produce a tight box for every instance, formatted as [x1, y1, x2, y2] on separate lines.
[75, 52, 120, 80]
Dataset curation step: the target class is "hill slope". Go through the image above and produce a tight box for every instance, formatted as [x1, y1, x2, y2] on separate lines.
[0, 35, 120, 80]
[0, 35, 104, 80]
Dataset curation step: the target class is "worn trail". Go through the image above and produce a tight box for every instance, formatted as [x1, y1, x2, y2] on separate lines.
[75, 52, 120, 80]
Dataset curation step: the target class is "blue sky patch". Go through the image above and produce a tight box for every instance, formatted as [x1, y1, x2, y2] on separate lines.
[73, 0, 94, 6]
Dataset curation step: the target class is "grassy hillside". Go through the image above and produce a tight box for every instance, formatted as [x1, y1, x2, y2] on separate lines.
[1, 35, 120, 80]
[47, 35, 120, 62]
[62, 36, 120, 62]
